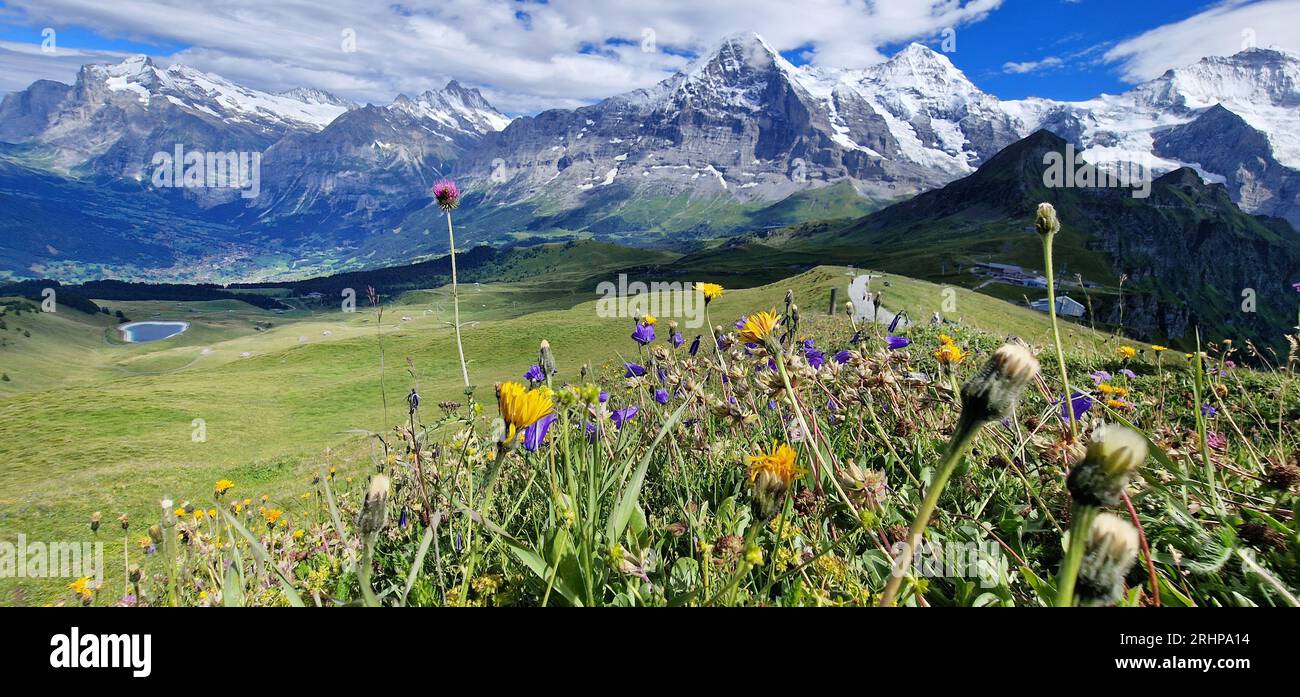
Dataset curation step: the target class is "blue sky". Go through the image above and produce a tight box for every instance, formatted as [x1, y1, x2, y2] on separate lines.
[0, 0, 1296, 113]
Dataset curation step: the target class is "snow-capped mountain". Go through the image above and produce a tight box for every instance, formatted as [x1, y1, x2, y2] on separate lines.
[0, 55, 355, 176]
[458, 35, 1300, 230]
[247, 81, 512, 237]
[2, 34, 1299, 281]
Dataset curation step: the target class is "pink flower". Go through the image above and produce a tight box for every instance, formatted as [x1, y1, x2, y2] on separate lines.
[433, 179, 461, 211]
[1206, 431, 1226, 450]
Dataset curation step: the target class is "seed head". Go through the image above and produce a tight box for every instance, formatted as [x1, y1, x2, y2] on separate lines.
[1068, 424, 1149, 506]
[1035, 202, 1060, 237]
[958, 344, 1040, 427]
[359, 474, 390, 536]
[1076, 512, 1139, 606]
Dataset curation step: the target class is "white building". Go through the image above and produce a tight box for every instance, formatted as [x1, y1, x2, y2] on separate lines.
[1030, 295, 1085, 318]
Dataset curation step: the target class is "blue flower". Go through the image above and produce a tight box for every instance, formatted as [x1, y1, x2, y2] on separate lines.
[522, 413, 557, 452]
[654, 388, 669, 405]
[886, 335, 910, 350]
[689, 335, 701, 356]
[523, 364, 544, 382]
[1059, 392, 1093, 421]
[624, 362, 646, 378]
[735, 315, 748, 329]
[1089, 370, 1112, 385]
[671, 332, 683, 348]
[1201, 403, 1217, 417]
[631, 322, 655, 345]
[1119, 368, 1137, 379]
[801, 338, 816, 350]
[834, 350, 852, 364]
[805, 348, 825, 369]
[612, 405, 639, 429]
[599, 390, 609, 403]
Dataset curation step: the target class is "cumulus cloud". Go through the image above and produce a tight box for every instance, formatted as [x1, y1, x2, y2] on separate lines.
[1105, 0, 1300, 83]
[0, 0, 1004, 113]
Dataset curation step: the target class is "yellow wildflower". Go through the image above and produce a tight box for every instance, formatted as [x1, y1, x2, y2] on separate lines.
[938, 333, 955, 345]
[293, 529, 305, 540]
[1117, 346, 1137, 359]
[264, 509, 284, 527]
[641, 314, 657, 326]
[698, 282, 724, 303]
[746, 442, 805, 485]
[1151, 345, 1168, 352]
[68, 577, 92, 598]
[497, 381, 554, 442]
[738, 310, 781, 344]
[214, 479, 234, 496]
[934, 343, 967, 365]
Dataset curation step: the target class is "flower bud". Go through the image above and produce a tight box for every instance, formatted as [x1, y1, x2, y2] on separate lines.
[1076, 512, 1139, 606]
[89, 511, 102, 533]
[958, 344, 1039, 427]
[359, 474, 390, 536]
[1035, 202, 1060, 236]
[1067, 424, 1148, 506]
[160, 499, 176, 528]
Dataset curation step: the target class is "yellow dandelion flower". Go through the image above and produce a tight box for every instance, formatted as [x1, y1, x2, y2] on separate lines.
[207, 508, 217, 519]
[938, 333, 955, 345]
[497, 381, 554, 442]
[1117, 346, 1137, 359]
[264, 509, 284, 527]
[1106, 399, 1130, 410]
[1151, 345, 1168, 352]
[173, 507, 185, 518]
[934, 343, 967, 365]
[68, 577, 92, 598]
[698, 282, 724, 303]
[293, 529, 305, 540]
[192, 509, 205, 520]
[214, 479, 234, 496]
[746, 442, 806, 486]
[641, 314, 657, 326]
[1098, 383, 1116, 395]
[738, 310, 781, 344]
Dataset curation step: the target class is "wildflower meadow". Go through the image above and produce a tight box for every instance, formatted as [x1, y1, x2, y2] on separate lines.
[44, 197, 1299, 609]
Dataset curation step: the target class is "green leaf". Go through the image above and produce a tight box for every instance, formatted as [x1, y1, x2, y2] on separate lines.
[605, 398, 692, 543]
[215, 500, 305, 607]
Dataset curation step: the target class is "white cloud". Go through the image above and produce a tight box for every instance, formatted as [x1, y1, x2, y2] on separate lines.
[1105, 0, 1300, 83]
[0, 0, 1004, 113]
[0, 40, 131, 94]
[1002, 56, 1063, 74]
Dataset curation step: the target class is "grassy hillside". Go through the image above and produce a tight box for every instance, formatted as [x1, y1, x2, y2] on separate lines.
[0, 263, 1146, 604]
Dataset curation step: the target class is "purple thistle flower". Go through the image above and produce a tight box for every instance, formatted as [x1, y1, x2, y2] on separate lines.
[1059, 392, 1093, 421]
[689, 335, 701, 356]
[523, 364, 544, 382]
[654, 388, 669, 405]
[624, 362, 646, 378]
[886, 335, 910, 350]
[671, 332, 683, 348]
[612, 405, 639, 429]
[1089, 370, 1112, 385]
[806, 348, 825, 369]
[432, 179, 461, 212]
[834, 350, 852, 364]
[1119, 369, 1137, 379]
[631, 322, 655, 345]
[522, 413, 557, 452]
